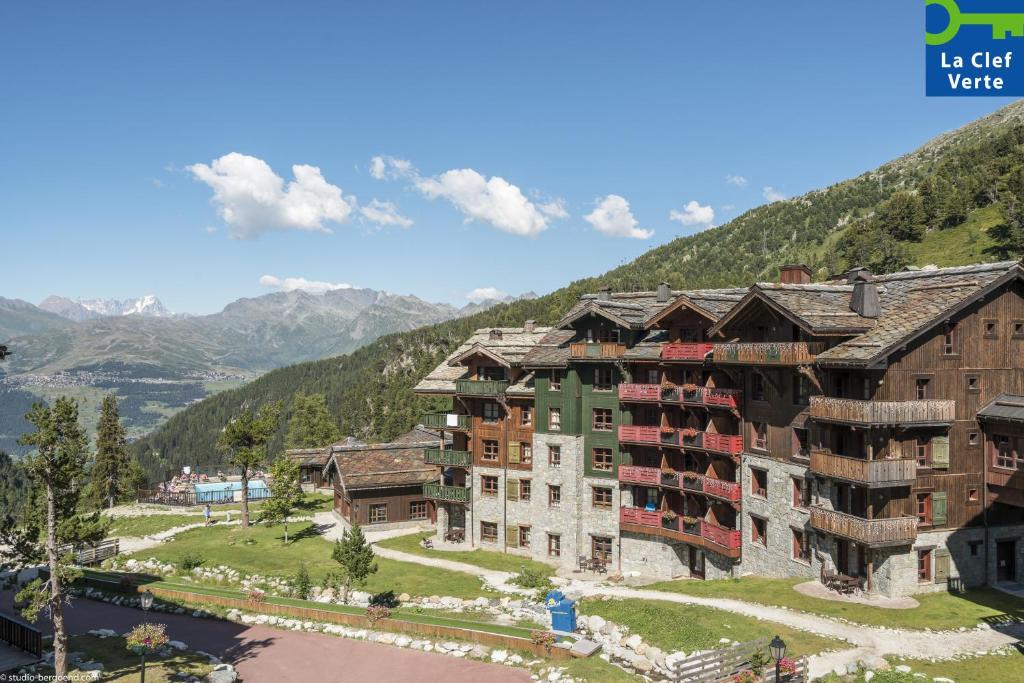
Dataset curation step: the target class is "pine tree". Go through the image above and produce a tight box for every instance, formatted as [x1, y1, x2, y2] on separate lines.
[92, 394, 130, 509]
[875, 191, 926, 242]
[331, 523, 377, 604]
[0, 398, 108, 678]
[216, 402, 281, 528]
[285, 393, 341, 449]
[259, 456, 303, 543]
[993, 163, 1024, 258]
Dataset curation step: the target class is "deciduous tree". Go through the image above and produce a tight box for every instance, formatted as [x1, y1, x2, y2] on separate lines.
[259, 456, 303, 543]
[285, 393, 341, 449]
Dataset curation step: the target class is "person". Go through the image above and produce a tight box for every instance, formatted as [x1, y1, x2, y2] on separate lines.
[203, 504, 212, 526]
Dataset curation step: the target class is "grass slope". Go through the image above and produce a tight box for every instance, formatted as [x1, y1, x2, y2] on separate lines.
[375, 532, 556, 576]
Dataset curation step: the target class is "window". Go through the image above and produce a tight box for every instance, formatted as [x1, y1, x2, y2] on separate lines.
[994, 435, 1022, 470]
[792, 375, 809, 406]
[968, 431, 980, 446]
[592, 447, 613, 471]
[753, 422, 768, 451]
[520, 479, 531, 501]
[548, 484, 562, 506]
[369, 503, 388, 524]
[548, 533, 561, 557]
[593, 486, 613, 508]
[482, 439, 499, 461]
[917, 548, 932, 582]
[861, 377, 872, 400]
[916, 492, 932, 526]
[409, 501, 427, 520]
[597, 328, 620, 343]
[966, 375, 980, 393]
[550, 370, 562, 391]
[792, 528, 810, 562]
[593, 408, 613, 431]
[793, 427, 810, 458]
[481, 475, 498, 496]
[751, 516, 767, 546]
[916, 437, 931, 467]
[915, 378, 931, 399]
[521, 442, 533, 464]
[519, 526, 531, 548]
[752, 373, 766, 402]
[968, 487, 979, 503]
[595, 367, 614, 391]
[521, 406, 533, 427]
[984, 319, 998, 339]
[792, 476, 810, 508]
[549, 407, 561, 431]
[592, 536, 613, 562]
[483, 402, 500, 422]
[969, 540, 983, 557]
[751, 468, 767, 497]
[645, 368, 660, 384]
[548, 445, 561, 467]
[481, 521, 498, 543]
[301, 469, 311, 483]
[1015, 321, 1024, 338]
[479, 365, 505, 381]
[942, 324, 958, 355]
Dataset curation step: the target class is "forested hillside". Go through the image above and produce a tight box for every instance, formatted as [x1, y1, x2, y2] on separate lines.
[131, 101, 1024, 477]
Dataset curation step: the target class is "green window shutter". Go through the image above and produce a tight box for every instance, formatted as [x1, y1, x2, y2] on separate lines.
[506, 479, 519, 502]
[932, 492, 948, 526]
[506, 525, 519, 547]
[508, 442, 521, 464]
[931, 435, 950, 469]
[934, 548, 951, 583]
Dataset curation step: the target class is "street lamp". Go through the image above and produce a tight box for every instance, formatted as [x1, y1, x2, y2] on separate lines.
[769, 635, 787, 682]
[139, 591, 154, 683]
[140, 590, 154, 611]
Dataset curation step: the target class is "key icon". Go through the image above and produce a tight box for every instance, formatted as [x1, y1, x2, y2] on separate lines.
[927, 0, 1024, 46]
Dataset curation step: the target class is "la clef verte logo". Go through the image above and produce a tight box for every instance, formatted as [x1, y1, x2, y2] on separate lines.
[926, 0, 1024, 95]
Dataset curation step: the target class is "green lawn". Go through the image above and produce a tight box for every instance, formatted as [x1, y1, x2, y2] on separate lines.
[887, 650, 1024, 683]
[376, 532, 556, 576]
[579, 598, 842, 657]
[126, 521, 491, 599]
[906, 204, 1001, 267]
[106, 514, 203, 538]
[643, 577, 1024, 631]
[38, 635, 215, 683]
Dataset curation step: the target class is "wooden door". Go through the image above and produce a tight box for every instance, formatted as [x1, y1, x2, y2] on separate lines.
[689, 547, 705, 579]
[997, 541, 1017, 582]
[836, 539, 849, 574]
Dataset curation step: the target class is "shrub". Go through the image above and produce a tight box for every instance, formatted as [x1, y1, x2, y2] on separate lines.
[181, 552, 204, 571]
[247, 589, 266, 606]
[509, 567, 551, 590]
[366, 605, 390, 625]
[731, 671, 757, 683]
[292, 564, 312, 600]
[369, 590, 399, 608]
[125, 623, 169, 654]
[530, 630, 556, 651]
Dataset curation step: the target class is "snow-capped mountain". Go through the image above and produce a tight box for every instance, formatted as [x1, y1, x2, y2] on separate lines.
[39, 295, 171, 321]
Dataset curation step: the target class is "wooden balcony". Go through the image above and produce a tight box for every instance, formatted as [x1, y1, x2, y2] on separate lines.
[423, 483, 472, 503]
[455, 379, 509, 396]
[702, 476, 742, 502]
[681, 431, 744, 457]
[618, 465, 662, 486]
[619, 506, 662, 527]
[809, 396, 955, 426]
[810, 449, 916, 488]
[809, 506, 917, 547]
[569, 342, 627, 359]
[618, 424, 662, 445]
[618, 508, 742, 558]
[701, 520, 741, 551]
[423, 448, 472, 468]
[668, 386, 742, 410]
[713, 341, 827, 365]
[422, 412, 471, 431]
[619, 383, 662, 402]
[661, 342, 715, 362]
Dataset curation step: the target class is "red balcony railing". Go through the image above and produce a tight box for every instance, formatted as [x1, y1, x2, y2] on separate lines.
[701, 520, 741, 550]
[620, 507, 661, 527]
[703, 476, 741, 502]
[704, 388, 742, 409]
[680, 431, 743, 456]
[619, 383, 662, 401]
[618, 465, 662, 486]
[619, 425, 662, 444]
[661, 342, 715, 361]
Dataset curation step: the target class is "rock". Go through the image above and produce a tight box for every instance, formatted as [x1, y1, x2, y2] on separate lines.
[588, 615, 606, 632]
[206, 670, 237, 683]
[491, 650, 508, 663]
[169, 640, 188, 651]
[719, 637, 731, 644]
[644, 646, 663, 663]
[933, 679, 955, 683]
[395, 636, 412, 648]
[625, 634, 643, 651]
[399, 593, 411, 602]
[860, 655, 889, 671]
[546, 671, 561, 681]
[895, 665, 912, 674]
[864, 672, 875, 682]
[78, 662, 104, 672]
[846, 662, 859, 675]
[633, 657, 653, 672]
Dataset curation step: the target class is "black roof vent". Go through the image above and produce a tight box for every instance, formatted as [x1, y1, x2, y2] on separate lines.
[657, 282, 671, 303]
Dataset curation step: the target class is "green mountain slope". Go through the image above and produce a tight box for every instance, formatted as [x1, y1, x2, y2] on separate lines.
[0, 297, 73, 341]
[131, 101, 1024, 477]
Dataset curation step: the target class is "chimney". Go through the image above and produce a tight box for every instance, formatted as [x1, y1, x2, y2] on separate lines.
[524, 320, 536, 332]
[597, 286, 612, 301]
[779, 264, 812, 285]
[489, 329, 503, 340]
[657, 282, 671, 303]
[849, 271, 880, 319]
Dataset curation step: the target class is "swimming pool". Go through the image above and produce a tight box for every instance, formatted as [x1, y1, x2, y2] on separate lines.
[193, 479, 269, 503]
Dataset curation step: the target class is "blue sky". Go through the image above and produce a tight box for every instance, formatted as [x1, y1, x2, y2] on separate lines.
[0, 1, 1017, 314]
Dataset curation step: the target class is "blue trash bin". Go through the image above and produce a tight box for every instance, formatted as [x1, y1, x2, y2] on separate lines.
[545, 590, 577, 633]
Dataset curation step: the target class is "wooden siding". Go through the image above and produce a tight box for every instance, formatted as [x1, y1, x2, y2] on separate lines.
[466, 397, 534, 471]
[335, 484, 432, 526]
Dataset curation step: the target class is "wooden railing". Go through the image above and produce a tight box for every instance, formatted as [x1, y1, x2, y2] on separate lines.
[809, 507, 917, 546]
[569, 342, 627, 359]
[682, 431, 744, 456]
[618, 424, 662, 444]
[670, 637, 808, 683]
[57, 539, 120, 565]
[810, 449, 917, 487]
[702, 476, 742, 502]
[620, 506, 662, 527]
[701, 520, 741, 550]
[423, 448, 473, 467]
[809, 396, 955, 425]
[618, 383, 662, 401]
[422, 483, 472, 503]
[668, 386, 742, 410]
[618, 465, 662, 486]
[0, 612, 42, 658]
[422, 412, 471, 430]
[713, 341, 827, 365]
[455, 379, 510, 396]
[661, 342, 715, 361]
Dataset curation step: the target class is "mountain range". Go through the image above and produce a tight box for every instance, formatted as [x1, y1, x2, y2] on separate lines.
[38, 295, 172, 321]
[128, 100, 1024, 476]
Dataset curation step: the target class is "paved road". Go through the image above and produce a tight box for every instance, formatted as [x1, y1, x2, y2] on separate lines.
[1, 591, 531, 683]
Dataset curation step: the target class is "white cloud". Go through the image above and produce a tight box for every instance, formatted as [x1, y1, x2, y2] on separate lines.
[370, 155, 415, 180]
[763, 186, 786, 202]
[360, 199, 413, 228]
[259, 275, 354, 295]
[465, 287, 509, 303]
[205, 226, 218, 234]
[584, 194, 652, 239]
[538, 198, 569, 219]
[414, 168, 552, 237]
[669, 200, 715, 228]
[188, 152, 355, 239]
[726, 174, 748, 187]
[151, 177, 164, 188]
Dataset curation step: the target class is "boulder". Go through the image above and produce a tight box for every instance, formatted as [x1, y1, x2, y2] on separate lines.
[864, 672, 875, 682]
[206, 670, 237, 683]
[491, 650, 508, 663]
[588, 615, 606, 632]
[895, 665, 912, 674]
[168, 640, 188, 651]
[625, 634, 643, 651]
[78, 662, 104, 672]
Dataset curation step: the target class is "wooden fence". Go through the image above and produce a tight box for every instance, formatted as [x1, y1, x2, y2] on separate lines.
[0, 612, 42, 659]
[667, 637, 807, 682]
[57, 539, 119, 565]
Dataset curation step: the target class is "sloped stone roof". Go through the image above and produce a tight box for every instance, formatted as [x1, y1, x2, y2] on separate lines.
[414, 326, 552, 394]
[323, 426, 442, 491]
[978, 394, 1024, 424]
